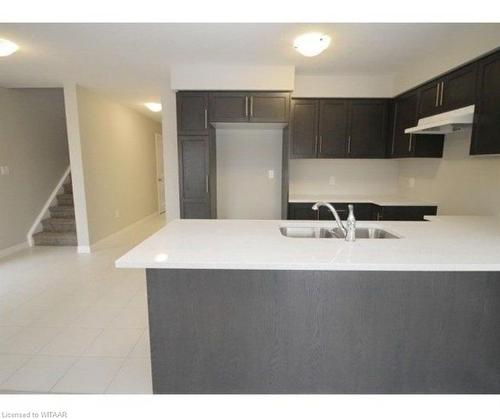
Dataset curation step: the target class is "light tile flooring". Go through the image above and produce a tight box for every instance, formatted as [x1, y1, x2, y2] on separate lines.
[0, 214, 166, 393]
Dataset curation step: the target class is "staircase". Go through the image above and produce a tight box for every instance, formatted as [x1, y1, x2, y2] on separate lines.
[33, 176, 77, 246]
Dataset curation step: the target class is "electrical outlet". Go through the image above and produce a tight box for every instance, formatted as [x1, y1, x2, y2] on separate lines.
[328, 176, 336, 186]
[268, 170, 274, 179]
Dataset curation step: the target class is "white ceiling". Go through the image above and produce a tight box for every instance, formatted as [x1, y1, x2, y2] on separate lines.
[1, 23, 500, 120]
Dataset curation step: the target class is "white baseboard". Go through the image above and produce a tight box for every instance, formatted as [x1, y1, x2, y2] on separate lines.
[77, 245, 91, 254]
[81, 212, 163, 253]
[0, 242, 29, 259]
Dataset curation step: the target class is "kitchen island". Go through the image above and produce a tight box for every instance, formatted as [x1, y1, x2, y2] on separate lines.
[116, 216, 500, 393]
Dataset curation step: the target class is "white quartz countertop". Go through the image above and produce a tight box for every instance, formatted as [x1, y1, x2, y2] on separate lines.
[288, 194, 437, 207]
[115, 216, 500, 271]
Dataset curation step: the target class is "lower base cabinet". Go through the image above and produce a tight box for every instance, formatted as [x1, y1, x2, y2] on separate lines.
[288, 203, 437, 221]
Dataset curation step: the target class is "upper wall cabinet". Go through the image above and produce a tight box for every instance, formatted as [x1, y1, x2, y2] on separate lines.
[390, 91, 444, 158]
[470, 50, 500, 155]
[418, 63, 477, 119]
[348, 100, 388, 158]
[289, 99, 319, 158]
[209, 91, 290, 123]
[176, 92, 209, 135]
[290, 98, 389, 159]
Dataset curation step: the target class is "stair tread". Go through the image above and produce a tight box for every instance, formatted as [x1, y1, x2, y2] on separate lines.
[43, 218, 75, 223]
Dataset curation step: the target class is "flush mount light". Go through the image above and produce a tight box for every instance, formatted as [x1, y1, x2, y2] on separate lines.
[145, 102, 162, 112]
[293, 33, 331, 57]
[0, 38, 19, 57]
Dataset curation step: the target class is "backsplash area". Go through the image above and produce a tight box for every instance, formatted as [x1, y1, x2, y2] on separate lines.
[289, 159, 400, 196]
[398, 128, 500, 216]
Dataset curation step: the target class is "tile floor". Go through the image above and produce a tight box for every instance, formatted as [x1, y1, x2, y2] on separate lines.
[0, 214, 166, 393]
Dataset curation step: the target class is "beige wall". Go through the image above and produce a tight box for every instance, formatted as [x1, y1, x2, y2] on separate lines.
[398, 129, 500, 216]
[75, 86, 161, 244]
[289, 159, 399, 197]
[0, 88, 69, 251]
[216, 127, 283, 219]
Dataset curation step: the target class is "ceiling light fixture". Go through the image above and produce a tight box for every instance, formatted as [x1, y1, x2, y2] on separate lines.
[0, 38, 19, 57]
[293, 33, 331, 57]
[145, 102, 162, 112]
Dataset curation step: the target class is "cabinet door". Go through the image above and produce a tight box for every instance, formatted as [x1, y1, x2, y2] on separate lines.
[379, 206, 437, 221]
[176, 92, 209, 135]
[348, 100, 388, 158]
[209, 92, 249, 122]
[391, 92, 419, 158]
[418, 81, 441, 119]
[442, 63, 477, 112]
[471, 51, 500, 155]
[287, 203, 318, 220]
[178, 136, 211, 219]
[318, 100, 349, 158]
[249, 92, 290, 122]
[290, 99, 319, 158]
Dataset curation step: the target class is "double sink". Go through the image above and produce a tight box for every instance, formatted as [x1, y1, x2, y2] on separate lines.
[280, 226, 399, 239]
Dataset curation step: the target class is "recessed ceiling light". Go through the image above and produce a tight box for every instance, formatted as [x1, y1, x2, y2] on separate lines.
[293, 33, 331, 57]
[0, 38, 19, 57]
[145, 102, 162, 112]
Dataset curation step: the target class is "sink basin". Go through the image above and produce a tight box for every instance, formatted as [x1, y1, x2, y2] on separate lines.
[280, 226, 399, 239]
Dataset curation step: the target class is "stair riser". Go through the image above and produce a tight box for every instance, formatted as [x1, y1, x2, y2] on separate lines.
[63, 183, 73, 194]
[33, 236, 77, 246]
[49, 208, 75, 219]
[57, 195, 74, 206]
[41, 220, 76, 233]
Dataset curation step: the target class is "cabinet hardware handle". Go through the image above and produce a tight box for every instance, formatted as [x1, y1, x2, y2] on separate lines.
[205, 175, 209, 194]
[440, 81, 444, 106]
[435, 83, 440, 107]
[204, 109, 208, 129]
[377, 212, 381, 221]
[408, 133, 413, 152]
[250, 96, 253, 117]
[319, 135, 323, 153]
[315, 135, 318, 156]
[347, 136, 352, 155]
[245, 96, 248, 117]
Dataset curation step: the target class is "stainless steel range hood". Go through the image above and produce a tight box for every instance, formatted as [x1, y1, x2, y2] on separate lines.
[405, 105, 475, 135]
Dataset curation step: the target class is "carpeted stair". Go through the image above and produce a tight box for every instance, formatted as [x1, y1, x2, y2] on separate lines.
[33, 176, 77, 246]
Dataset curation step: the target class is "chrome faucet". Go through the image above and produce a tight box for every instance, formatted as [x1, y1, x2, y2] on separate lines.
[311, 202, 356, 242]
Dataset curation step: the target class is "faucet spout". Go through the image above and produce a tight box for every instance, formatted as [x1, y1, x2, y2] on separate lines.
[311, 201, 348, 238]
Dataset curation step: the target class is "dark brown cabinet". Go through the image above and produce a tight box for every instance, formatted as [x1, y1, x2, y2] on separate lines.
[441, 63, 477, 112]
[418, 82, 441, 119]
[209, 91, 290, 123]
[288, 203, 375, 221]
[176, 92, 209, 135]
[375, 205, 437, 221]
[249, 92, 290, 122]
[209, 92, 248, 122]
[349, 100, 388, 158]
[318, 100, 349, 158]
[391, 92, 419, 158]
[289, 99, 319, 158]
[178, 135, 215, 219]
[391, 92, 444, 158]
[470, 50, 500, 155]
[288, 202, 437, 222]
[418, 64, 477, 119]
[291, 99, 389, 159]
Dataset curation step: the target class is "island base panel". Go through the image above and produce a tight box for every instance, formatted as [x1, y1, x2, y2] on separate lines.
[146, 269, 500, 394]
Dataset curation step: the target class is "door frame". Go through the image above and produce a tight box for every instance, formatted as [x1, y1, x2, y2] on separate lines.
[155, 133, 165, 214]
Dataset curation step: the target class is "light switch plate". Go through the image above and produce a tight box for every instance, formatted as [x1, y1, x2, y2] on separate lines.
[268, 170, 274, 179]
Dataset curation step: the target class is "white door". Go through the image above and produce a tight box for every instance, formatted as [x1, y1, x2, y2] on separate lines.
[155, 133, 166, 213]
